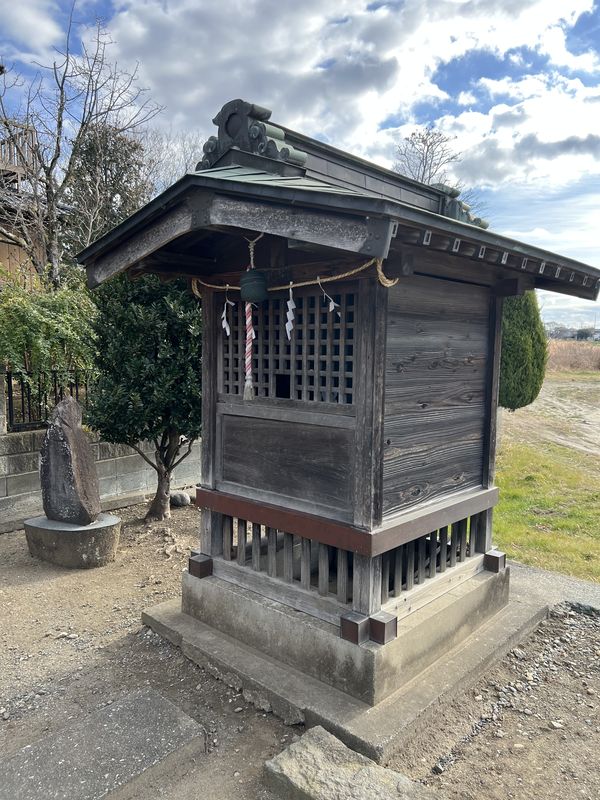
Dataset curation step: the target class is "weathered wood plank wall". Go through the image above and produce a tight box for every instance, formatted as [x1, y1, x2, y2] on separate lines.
[220, 415, 354, 516]
[382, 274, 490, 516]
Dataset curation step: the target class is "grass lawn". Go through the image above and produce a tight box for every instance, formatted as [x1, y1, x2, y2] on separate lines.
[494, 372, 600, 582]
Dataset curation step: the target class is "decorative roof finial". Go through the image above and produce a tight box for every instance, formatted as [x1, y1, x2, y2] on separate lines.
[197, 99, 307, 170]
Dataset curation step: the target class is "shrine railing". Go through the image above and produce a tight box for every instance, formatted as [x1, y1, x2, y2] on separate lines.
[193, 491, 496, 625]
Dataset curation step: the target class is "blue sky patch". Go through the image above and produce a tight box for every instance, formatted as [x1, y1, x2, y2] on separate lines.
[398, 46, 555, 119]
[564, 3, 600, 57]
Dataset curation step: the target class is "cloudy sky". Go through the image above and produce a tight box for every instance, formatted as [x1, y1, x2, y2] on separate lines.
[2, 0, 599, 326]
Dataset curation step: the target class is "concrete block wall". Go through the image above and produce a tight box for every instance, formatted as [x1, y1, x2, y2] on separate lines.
[0, 430, 201, 533]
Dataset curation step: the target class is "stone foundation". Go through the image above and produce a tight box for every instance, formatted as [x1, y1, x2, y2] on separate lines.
[24, 513, 122, 568]
[175, 566, 510, 705]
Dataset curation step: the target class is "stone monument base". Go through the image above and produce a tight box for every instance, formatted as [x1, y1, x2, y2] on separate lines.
[24, 513, 121, 569]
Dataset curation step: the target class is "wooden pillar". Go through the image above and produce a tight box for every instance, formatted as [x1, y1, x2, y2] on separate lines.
[353, 279, 387, 530]
[474, 508, 493, 554]
[352, 554, 382, 616]
[480, 294, 504, 553]
[199, 289, 219, 556]
[200, 509, 223, 557]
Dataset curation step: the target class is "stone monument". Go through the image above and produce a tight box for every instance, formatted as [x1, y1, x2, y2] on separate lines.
[24, 396, 121, 568]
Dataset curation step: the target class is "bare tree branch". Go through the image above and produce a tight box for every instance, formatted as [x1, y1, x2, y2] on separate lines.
[130, 443, 160, 473]
[0, 9, 162, 286]
[394, 126, 461, 185]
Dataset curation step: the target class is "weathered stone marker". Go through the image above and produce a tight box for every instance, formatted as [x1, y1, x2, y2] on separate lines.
[24, 397, 121, 569]
[40, 396, 101, 525]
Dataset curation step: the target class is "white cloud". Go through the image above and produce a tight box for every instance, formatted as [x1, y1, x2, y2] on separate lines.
[540, 23, 600, 72]
[0, 0, 63, 60]
[457, 90, 477, 105]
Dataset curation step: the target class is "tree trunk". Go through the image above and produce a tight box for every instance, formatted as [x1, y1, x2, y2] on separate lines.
[145, 469, 171, 521]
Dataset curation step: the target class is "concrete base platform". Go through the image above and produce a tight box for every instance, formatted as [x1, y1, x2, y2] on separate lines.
[177, 567, 509, 705]
[143, 579, 547, 763]
[24, 512, 121, 568]
[0, 688, 205, 800]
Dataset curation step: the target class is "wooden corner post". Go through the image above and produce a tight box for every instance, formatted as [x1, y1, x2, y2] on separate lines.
[199, 289, 223, 557]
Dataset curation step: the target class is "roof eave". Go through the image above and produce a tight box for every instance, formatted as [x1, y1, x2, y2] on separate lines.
[78, 171, 600, 301]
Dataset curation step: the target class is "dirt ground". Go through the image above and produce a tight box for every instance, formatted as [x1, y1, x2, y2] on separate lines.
[500, 373, 600, 456]
[0, 502, 289, 799]
[390, 603, 600, 799]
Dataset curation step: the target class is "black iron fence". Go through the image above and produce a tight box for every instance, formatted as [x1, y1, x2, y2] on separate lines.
[4, 371, 94, 432]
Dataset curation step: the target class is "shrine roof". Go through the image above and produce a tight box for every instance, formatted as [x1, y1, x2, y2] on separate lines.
[78, 99, 600, 301]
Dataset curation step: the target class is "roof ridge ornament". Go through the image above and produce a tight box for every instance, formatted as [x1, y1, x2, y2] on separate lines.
[198, 99, 308, 170]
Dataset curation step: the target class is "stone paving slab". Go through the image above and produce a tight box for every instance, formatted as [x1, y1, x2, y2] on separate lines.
[264, 726, 445, 800]
[0, 688, 205, 800]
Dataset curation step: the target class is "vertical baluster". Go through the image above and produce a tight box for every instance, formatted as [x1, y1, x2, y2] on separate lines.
[417, 535, 427, 584]
[223, 516, 233, 561]
[393, 545, 404, 596]
[381, 551, 390, 602]
[406, 540, 415, 590]
[468, 515, 479, 556]
[458, 518, 468, 562]
[318, 543, 329, 596]
[337, 548, 348, 604]
[237, 519, 247, 566]
[283, 532, 294, 583]
[429, 530, 438, 578]
[301, 538, 311, 590]
[267, 527, 277, 577]
[252, 523, 261, 571]
[450, 523, 458, 568]
[439, 526, 448, 573]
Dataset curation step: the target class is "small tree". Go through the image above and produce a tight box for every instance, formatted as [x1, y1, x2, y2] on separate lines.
[87, 274, 202, 520]
[63, 123, 153, 259]
[499, 292, 547, 411]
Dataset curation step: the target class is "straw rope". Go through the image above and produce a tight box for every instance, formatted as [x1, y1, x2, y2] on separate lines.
[190, 257, 397, 298]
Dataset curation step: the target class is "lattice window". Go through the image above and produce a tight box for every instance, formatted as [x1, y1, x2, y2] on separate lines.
[221, 286, 356, 404]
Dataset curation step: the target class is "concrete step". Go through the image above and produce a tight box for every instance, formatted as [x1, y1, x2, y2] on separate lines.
[143, 586, 548, 764]
[0, 688, 206, 800]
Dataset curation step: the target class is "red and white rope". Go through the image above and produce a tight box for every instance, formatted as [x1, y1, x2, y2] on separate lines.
[243, 300, 255, 399]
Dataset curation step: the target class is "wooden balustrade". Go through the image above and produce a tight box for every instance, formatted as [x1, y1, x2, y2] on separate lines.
[0, 124, 37, 183]
[198, 509, 489, 620]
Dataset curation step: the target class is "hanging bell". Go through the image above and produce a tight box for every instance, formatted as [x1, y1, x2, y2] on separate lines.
[240, 270, 268, 303]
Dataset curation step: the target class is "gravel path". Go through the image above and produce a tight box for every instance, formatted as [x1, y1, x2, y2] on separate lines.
[389, 602, 600, 799]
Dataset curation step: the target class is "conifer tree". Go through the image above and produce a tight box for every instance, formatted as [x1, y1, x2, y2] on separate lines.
[499, 292, 547, 411]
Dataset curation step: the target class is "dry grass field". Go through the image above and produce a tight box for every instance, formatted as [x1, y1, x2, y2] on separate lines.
[547, 338, 600, 372]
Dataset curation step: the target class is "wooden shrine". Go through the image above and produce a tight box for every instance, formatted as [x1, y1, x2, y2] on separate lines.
[79, 99, 600, 705]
